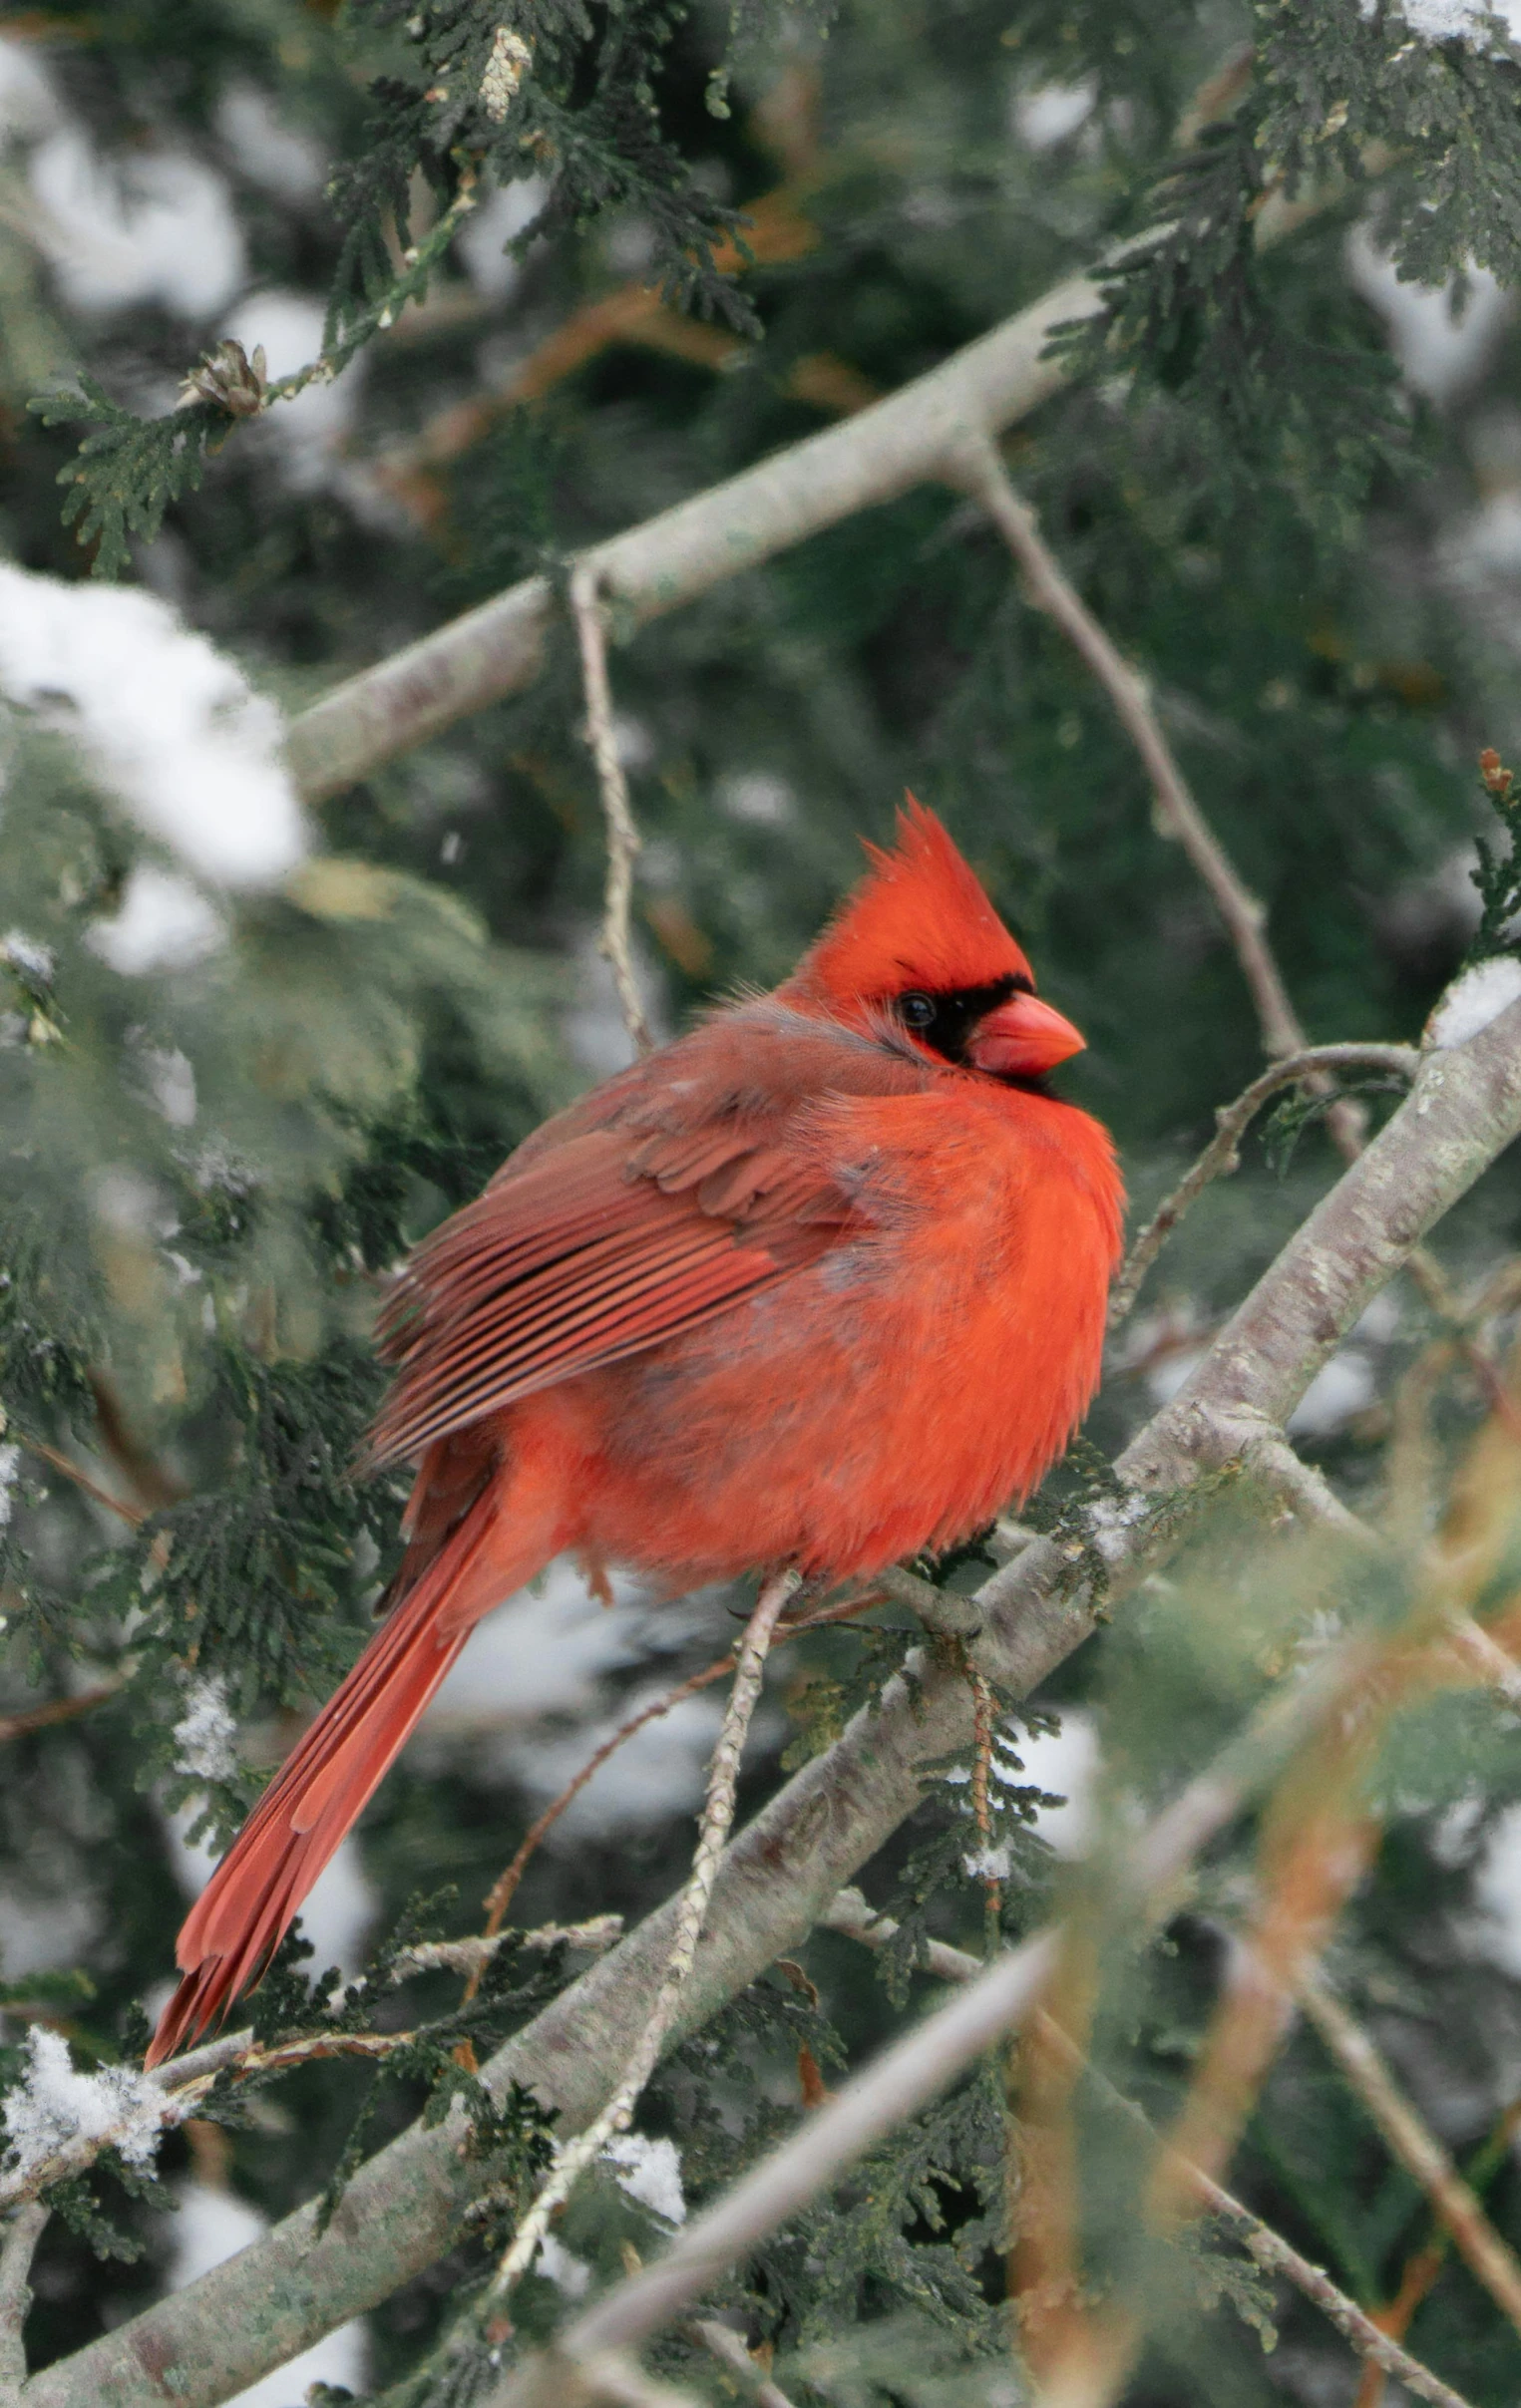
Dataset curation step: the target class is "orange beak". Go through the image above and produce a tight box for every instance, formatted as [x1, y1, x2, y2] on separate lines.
[966, 991, 1086, 1079]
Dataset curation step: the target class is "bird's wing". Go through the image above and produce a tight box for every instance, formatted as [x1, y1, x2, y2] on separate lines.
[362, 1004, 925, 1468]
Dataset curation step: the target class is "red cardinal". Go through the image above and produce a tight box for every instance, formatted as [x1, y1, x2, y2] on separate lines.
[149, 802, 1121, 2064]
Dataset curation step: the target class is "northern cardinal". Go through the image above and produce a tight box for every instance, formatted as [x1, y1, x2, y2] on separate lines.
[149, 802, 1121, 2064]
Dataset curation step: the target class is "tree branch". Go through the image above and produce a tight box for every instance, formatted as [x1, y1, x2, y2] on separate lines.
[28, 1002, 1521, 2408]
[0, 2207, 46, 2408]
[484, 1624, 1411, 2395]
[1109, 1044, 1421, 1329]
[282, 153, 1365, 807]
[570, 562, 654, 1059]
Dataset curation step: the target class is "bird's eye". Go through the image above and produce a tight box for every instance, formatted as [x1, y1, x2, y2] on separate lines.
[899, 992, 937, 1030]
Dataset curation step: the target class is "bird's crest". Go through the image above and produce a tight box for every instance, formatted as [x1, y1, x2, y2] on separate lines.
[782, 797, 1034, 1015]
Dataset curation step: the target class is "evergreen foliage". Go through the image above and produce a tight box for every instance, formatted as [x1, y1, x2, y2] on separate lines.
[7, 2, 1521, 2405]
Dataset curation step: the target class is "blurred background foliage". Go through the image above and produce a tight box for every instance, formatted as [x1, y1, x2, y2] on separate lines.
[6, 1, 1521, 2403]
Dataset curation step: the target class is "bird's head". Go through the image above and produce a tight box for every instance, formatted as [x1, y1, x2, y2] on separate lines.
[780, 797, 1085, 1083]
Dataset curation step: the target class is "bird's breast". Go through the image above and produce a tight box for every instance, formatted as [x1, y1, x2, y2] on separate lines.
[561, 1090, 1122, 1587]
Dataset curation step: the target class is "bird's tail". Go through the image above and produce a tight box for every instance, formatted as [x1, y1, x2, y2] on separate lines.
[148, 1479, 558, 2067]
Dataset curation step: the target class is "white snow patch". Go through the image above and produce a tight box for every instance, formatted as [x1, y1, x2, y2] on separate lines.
[537, 2233, 591, 2295]
[1145, 1344, 1205, 1410]
[1347, 227, 1510, 406]
[0, 565, 306, 888]
[426, 1558, 651, 1734]
[508, 1688, 727, 1838]
[1010, 1713, 1101, 1861]
[168, 2180, 367, 2406]
[716, 771, 794, 827]
[215, 82, 325, 201]
[456, 172, 549, 299]
[1393, 0, 1521, 39]
[1468, 1801, 1521, 1978]
[0, 1444, 19, 1531]
[0, 929, 54, 983]
[29, 129, 244, 317]
[1011, 79, 1097, 150]
[962, 1844, 1013, 1882]
[603, 2132, 686, 2225]
[1426, 955, 1521, 1048]
[143, 1044, 198, 1129]
[0, 37, 62, 148]
[87, 867, 225, 977]
[3, 2025, 163, 2184]
[173, 1679, 237, 1785]
[1287, 1350, 1376, 1439]
[1081, 1491, 1148, 1566]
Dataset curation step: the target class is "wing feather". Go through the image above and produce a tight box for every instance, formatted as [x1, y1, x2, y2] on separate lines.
[362, 1002, 935, 1469]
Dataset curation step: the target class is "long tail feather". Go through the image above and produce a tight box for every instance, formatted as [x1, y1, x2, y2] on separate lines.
[148, 1483, 551, 2067]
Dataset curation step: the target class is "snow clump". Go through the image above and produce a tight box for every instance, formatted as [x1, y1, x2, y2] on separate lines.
[1426, 955, 1521, 1048]
[603, 2131, 687, 2224]
[0, 565, 307, 890]
[173, 1678, 237, 1784]
[2, 2025, 164, 2185]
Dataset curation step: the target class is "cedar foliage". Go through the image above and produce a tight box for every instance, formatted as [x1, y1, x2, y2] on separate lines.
[5, 3, 1521, 2405]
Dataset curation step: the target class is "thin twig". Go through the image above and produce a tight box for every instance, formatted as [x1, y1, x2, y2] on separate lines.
[570, 561, 653, 1058]
[1352, 2089, 1521, 2408]
[394, 1916, 623, 1985]
[0, 1680, 122, 1748]
[0, 2203, 46, 2404]
[11, 1435, 144, 1529]
[820, 1892, 1475, 2408]
[473, 1591, 876, 1989]
[1298, 1969, 1521, 2339]
[688, 2319, 799, 2408]
[953, 446, 1310, 1043]
[1109, 1045, 1421, 1328]
[0, 2025, 423, 2216]
[484, 1568, 802, 2319]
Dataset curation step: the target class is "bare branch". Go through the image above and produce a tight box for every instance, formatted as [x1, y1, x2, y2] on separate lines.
[283, 157, 1368, 805]
[822, 1891, 1476, 2408]
[0, 2206, 47, 2406]
[570, 562, 654, 1058]
[1109, 1044, 1421, 1328]
[31, 1004, 1521, 2408]
[484, 1569, 801, 2317]
[955, 444, 1297, 1057]
[0, 1680, 123, 1749]
[1299, 1969, 1521, 2338]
